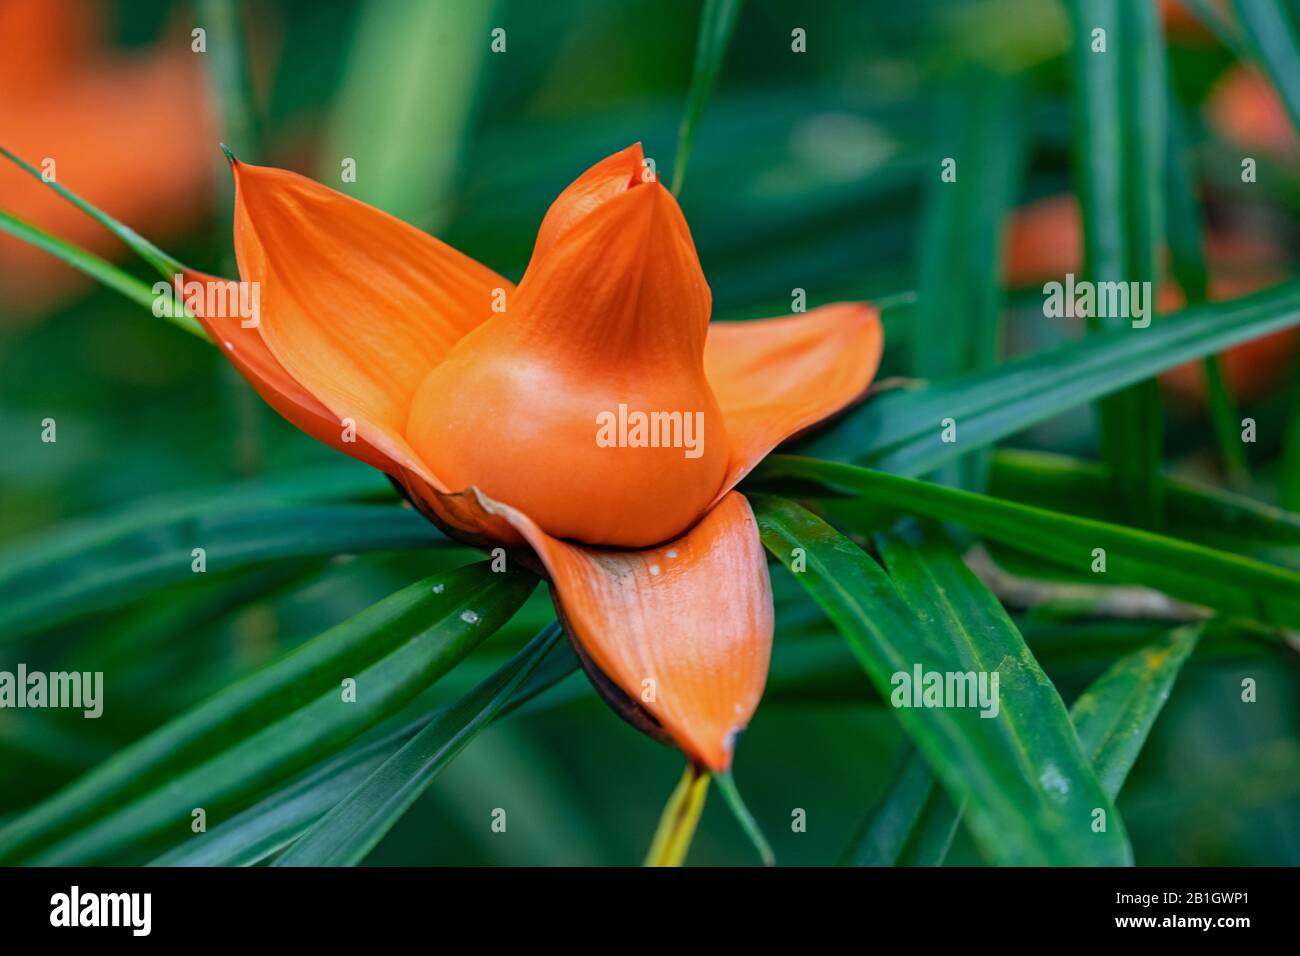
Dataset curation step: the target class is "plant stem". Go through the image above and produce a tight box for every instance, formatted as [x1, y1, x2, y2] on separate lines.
[643, 760, 710, 867]
[715, 769, 774, 866]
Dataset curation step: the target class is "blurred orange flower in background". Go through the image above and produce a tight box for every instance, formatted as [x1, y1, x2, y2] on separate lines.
[0, 0, 215, 315]
[1004, 193, 1297, 403]
[1207, 65, 1298, 158]
[1004, 26, 1300, 410]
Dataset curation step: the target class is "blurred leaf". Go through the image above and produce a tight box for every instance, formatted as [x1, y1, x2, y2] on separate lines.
[1063, 0, 1165, 517]
[1232, 0, 1300, 131]
[273, 622, 564, 866]
[1284, 398, 1300, 513]
[913, 69, 1023, 490]
[1179, 0, 1250, 56]
[1165, 104, 1248, 484]
[796, 280, 1300, 472]
[151, 637, 579, 867]
[0, 563, 536, 864]
[671, 0, 743, 196]
[322, 0, 497, 227]
[0, 503, 442, 642]
[197, 0, 259, 161]
[989, 450, 1300, 568]
[753, 497, 1131, 865]
[836, 747, 937, 866]
[760, 456, 1300, 630]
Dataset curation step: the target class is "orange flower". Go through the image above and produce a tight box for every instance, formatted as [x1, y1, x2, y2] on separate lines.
[193, 143, 882, 771]
[0, 0, 215, 314]
[1207, 65, 1298, 158]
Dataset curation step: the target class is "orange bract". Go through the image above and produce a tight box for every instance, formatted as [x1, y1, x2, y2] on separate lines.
[212, 145, 883, 770]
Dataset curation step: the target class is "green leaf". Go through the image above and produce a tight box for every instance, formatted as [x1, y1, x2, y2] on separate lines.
[988, 449, 1300, 569]
[797, 279, 1300, 475]
[0, 146, 188, 280]
[0, 503, 443, 642]
[272, 622, 565, 866]
[913, 69, 1024, 489]
[149, 639, 580, 867]
[0, 209, 204, 339]
[1063, 0, 1166, 516]
[321, 0, 497, 227]
[1232, 0, 1300, 132]
[836, 748, 937, 866]
[671, 0, 743, 196]
[1179, 0, 1250, 57]
[0, 563, 536, 864]
[150, 714, 411, 867]
[713, 770, 774, 866]
[1069, 624, 1202, 798]
[760, 455, 1300, 630]
[1165, 103, 1249, 484]
[196, 0, 259, 162]
[1284, 396, 1300, 513]
[841, 625, 1200, 866]
[753, 497, 1131, 865]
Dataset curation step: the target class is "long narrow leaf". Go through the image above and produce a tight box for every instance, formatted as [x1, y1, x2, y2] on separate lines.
[272, 622, 565, 866]
[988, 449, 1300, 568]
[150, 639, 580, 867]
[0, 209, 204, 338]
[796, 280, 1300, 473]
[1233, 0, 1300, 131]
[1070, 624, 1202, 797]
[1063, 0, 1166, 516]
[841, 624, 1201, 866]
[753, 496, 1131, 865]
[913, 69, 1023, 490]
[670, 0, 743, 195]
[0, 146, 187, 279]
[0, 504, 443, 642]
[759, 455, 1300, 629]
[0, 564, 536, 864]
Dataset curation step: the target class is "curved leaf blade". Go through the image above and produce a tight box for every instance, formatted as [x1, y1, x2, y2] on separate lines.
[753, 496, 1131, 866]
[150, 639, 580, 867]
[760, 456, 1300, 629]
[797, 280, 1300, 471]
[0, 502, 440, 642]
[272, 622, 565, 866]
[671, 0, 743, 196]
[0, 563, 535, 864]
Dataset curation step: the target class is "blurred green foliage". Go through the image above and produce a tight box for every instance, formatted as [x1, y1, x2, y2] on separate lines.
[1, 0, 1297, 865]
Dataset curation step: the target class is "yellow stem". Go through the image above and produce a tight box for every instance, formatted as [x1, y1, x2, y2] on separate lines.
[643, 761, 710, 867]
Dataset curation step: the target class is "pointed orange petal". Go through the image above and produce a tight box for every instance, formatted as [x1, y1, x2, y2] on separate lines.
[512, 164, 711, 363]
[704, 303, 882, 498]
[406, 148, 729, 546]
[183, 270, 397, 473]
[527, 142, 645, 268]
[229, 158, 511, 474]
[473, 490, 772, 771]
